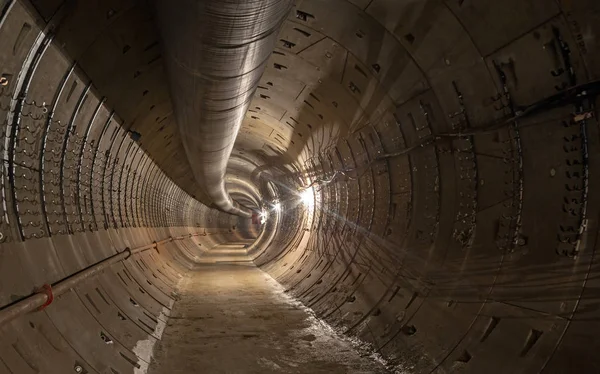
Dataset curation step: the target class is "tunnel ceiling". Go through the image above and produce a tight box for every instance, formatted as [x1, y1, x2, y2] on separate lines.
[39, 0, 600, 206]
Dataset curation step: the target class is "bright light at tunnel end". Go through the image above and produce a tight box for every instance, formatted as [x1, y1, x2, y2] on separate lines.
[259, 209, 268, 224]
[272, 202, 281, 212]
[300, 186, 315, 207]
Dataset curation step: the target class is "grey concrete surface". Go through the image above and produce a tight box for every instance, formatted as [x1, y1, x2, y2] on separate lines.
[2, 0, 600, 372]
[148, 243, 389, 374]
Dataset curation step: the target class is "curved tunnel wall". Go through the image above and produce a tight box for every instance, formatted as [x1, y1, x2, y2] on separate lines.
[1, 0, 600, 374]
[0, 2, 251, 373]
[246, 0, 600, 373]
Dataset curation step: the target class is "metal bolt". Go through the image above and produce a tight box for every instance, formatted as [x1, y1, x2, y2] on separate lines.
[74, 365, 83, 373]
[550, 168, 556, 177]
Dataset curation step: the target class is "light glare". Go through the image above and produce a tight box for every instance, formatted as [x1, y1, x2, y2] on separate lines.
[300, 187, 314, 207]
[259, 209, 268, 224]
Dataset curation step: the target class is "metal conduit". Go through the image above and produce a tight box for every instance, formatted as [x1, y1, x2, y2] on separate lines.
[0, 232, 223, 327]
[153, 0, 293, 217]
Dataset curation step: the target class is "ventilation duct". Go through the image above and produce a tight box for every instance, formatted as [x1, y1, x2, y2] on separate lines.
[154, 0, 293, 217]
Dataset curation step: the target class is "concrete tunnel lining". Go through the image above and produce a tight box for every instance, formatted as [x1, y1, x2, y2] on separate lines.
[1, 0, 600, 373]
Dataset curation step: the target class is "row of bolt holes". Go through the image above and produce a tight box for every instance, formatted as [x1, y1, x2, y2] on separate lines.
[295, 9, 391, 73]
[370, 305, 540, 364]
[287, 261, 421, 336]
[372, 302, 541, 362]
[287, 260, 543, 364]
[27, 294, 145, 373]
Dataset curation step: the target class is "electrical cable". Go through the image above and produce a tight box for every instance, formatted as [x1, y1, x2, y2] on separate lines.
[298, 79, 600, 191]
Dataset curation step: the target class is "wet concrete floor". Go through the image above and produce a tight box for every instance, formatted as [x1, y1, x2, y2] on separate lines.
[148, 243, 390, 374]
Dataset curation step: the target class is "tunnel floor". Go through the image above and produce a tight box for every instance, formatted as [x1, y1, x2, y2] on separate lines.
[147, 243, 389, 374]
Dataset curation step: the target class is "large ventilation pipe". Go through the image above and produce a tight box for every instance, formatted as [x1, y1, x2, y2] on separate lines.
[153, 0, 293, 217]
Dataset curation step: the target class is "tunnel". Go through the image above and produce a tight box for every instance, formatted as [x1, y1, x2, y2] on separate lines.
[0, 0, 599, 372]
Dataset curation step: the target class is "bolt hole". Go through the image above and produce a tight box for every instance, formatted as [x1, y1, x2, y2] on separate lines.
[100, 332, 113, 344]
[402, 324, 417, 335]
[0, 74, 10, 86]
[455, 350, 471, 363]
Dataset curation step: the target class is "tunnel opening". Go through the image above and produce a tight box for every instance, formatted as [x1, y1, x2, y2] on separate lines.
[1, 0, 600, 373]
